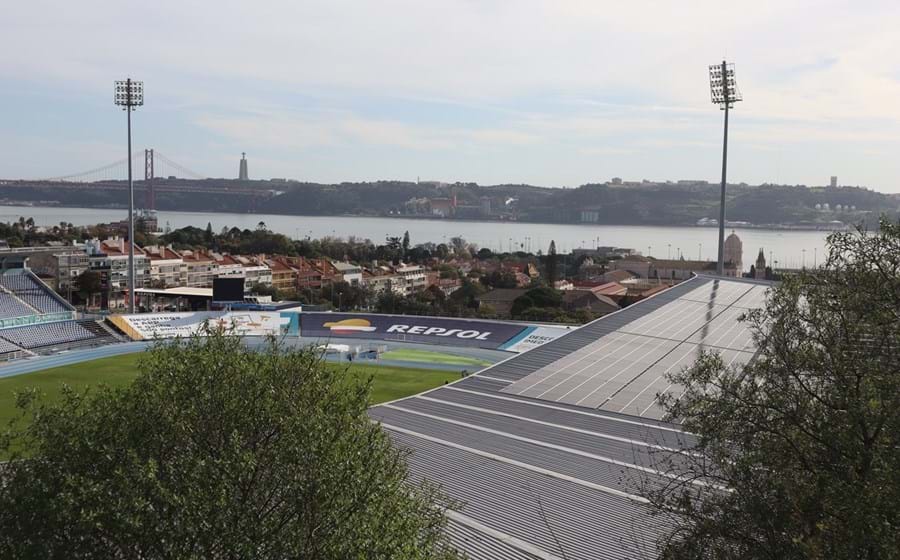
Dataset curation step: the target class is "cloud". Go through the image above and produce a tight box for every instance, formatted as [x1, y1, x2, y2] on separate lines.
[1, 0, 900, 189]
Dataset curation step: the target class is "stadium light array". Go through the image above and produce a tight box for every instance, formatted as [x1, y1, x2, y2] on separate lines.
[709, 61, 742, 276]
[114, 78, 143, 314]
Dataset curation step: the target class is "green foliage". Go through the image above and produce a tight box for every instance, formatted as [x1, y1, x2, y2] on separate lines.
[75, 269, 101, 299]
[0, 333, 458, 559]
[162, 224, 295, 255]
[510, 286, 562, 317]
[480, 269, 518, 289]
[645, 218, 900, 559]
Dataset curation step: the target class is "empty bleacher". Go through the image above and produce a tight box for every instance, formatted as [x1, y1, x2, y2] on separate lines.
[0, 321, 97, 350]
[0, 272, 72, 314]
[76, 319, 118, 342]
[0, 337, 22, 355]
[0, 292, 38, 319]
[0, 270, 118, 358]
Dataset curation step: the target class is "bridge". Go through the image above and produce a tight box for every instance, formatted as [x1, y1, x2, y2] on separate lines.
[1, 150, 278, 211]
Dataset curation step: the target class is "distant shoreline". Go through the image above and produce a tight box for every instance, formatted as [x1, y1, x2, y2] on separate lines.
[0, 201, 854, 233]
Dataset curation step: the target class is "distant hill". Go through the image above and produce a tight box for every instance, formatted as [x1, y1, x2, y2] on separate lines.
[1, 178, 897, 228]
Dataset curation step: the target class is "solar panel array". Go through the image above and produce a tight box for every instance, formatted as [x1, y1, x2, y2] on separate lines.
[502, 277, 765, 418]
[370, 276, 771, 559]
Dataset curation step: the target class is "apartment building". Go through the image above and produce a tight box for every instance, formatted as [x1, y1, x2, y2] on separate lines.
[395, 264, 427, 295]
[330, 261, 363, 286]
[143, 245, 186, 288]
[180, 250, 218, 288]
[265, 258, 298, 292]
[85, 238, 150, 309]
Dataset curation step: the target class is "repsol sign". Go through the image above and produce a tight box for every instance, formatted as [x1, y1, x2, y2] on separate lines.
[385, 324, 492, 340]
[299, 313, 527, 349]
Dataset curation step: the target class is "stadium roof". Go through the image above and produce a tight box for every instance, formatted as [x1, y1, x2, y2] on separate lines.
[369, 275, 770, 559]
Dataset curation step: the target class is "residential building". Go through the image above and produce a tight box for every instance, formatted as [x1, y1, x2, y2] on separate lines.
[477, 288, 528, 317]
[86, 237, 150, 309]
[363, 270, 403, 295]
[602, 269, 636, 283]
[395, 264, 426, 295]
[55, 250, 91, 296]
[180, 250, 218, 287]
[143, 245, 186, 288]
[232, 255, 273, 288]
[562, 290, 621, 315]
[609, 257, 653, 278]
[331, 261, 363, 287]
[265, 258, 298, 292]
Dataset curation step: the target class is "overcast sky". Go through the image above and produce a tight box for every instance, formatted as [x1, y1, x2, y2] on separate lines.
[2, 1, 899, 191]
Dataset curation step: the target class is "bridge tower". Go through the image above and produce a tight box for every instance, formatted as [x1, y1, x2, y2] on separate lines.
[144, 148, 155, 210]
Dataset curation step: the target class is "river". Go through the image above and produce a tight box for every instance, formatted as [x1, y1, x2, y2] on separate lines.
[0, 205, 834, 271]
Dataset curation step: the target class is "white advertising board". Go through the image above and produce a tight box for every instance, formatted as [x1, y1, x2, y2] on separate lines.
[498, 325, 572, 353]
[119, 311, 290, 340]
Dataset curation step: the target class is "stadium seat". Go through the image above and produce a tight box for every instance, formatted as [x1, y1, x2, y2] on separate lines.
[0, 271, 73, 314]
[0, 293, 35, 319]
[0, 321, 97, 350]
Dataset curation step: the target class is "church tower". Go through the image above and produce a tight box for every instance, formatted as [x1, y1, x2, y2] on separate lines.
[723, 230, 743, 272]
[755, 248, 766, 279]
[239, 152, 249, 181]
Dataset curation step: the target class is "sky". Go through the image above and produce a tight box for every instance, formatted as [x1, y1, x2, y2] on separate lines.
[1, 1, 900, 191]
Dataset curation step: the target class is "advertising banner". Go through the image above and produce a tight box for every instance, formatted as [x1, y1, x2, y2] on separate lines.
[118, 311, 293, 340]
[497, 325, 572, 353]
[299, 313, 528, 349]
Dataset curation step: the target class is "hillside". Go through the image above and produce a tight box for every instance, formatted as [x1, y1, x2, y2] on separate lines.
[2, 179, 897, 227]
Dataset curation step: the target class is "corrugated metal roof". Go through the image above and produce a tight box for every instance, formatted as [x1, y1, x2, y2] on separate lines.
[370, 276, 770, 559]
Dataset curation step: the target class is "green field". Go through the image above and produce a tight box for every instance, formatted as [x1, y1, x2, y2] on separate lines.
[380, 348, 492, 367]
[0, 354, 459, 428]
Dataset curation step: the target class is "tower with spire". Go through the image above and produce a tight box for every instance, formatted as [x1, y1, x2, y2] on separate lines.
[755, 248, 766, 279]
[238, 152, 249, 181]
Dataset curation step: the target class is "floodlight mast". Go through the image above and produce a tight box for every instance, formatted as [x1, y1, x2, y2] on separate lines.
[709, 61, 741, 276]
[114, 79, 143, 313]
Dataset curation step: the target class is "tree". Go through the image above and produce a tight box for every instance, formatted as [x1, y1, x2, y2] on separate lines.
[480, 270, 518, 289]
[402, 230, 411, 255]
[249, 282, 281, 300]
[204, 221, 214, 244]
[75, 269, 101, 302]
[644, 219, 900, 559]
[545, 240, 558, 285]
[0, 333, 458, 559]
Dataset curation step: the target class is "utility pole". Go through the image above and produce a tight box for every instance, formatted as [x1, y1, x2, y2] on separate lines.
[114, 79, 144, 314]
[709, 61, 742, 275]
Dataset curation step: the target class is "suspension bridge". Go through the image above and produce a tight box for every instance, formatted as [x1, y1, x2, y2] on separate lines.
[1, 150, 276, 211]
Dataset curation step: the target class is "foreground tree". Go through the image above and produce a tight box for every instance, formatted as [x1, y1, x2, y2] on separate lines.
[645, 219, 900, 559]
[0, 333, 457, 559]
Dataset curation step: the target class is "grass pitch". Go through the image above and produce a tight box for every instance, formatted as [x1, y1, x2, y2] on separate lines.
[379, 348, 492, 367]
[0, 353, 459, 428]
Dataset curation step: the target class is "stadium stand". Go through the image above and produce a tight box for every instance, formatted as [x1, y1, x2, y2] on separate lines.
[76, 319, 118, 342]
[0, 321, 96, 350]
[0, 337, 23, 355]
[0, 269, 116, 359]
[0, 271, 72, 314]
[0, 293, 38, 319]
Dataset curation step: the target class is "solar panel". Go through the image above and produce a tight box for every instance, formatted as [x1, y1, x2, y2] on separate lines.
[502, 278, 765, 417]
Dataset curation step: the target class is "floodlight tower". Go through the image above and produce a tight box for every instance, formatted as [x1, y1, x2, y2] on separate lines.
[709, 61, 742, 275]
[114, 79, 144, 313]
